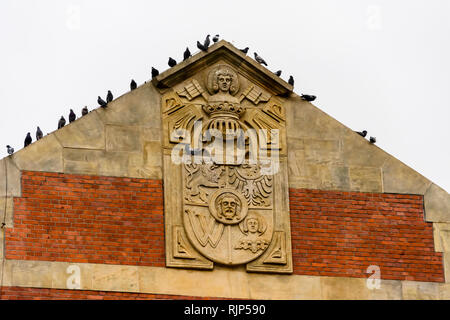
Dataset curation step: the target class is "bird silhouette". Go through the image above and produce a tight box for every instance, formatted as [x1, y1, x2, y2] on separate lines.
[82, 106, 89, 116]
[36, 127, 43, 141]
[288, 76, 294, 86]
[239, 47, 249, 55]
[203, 34, 211, 49]
[130, 79, 137, 91]
[370, 136, 377, 144]
[98, 96, 107, 108]
[356, 130, 367, 137]
[6, 145, 14, 155]
[168, 57, 177, 67]
[301, 94, 316, 102]
[274, 70, 282, 77]
[151, 67, 159, 79]
[197, 41, 207, 52]
[69, 109, 76, 123]
[24, 133, 32, 147]
[213, 34, 220, 43]
[106, 90, 113, 103]
[183, 47, 191, 61]
[254, 52, 268, 66]
[58, 116, 66, 129]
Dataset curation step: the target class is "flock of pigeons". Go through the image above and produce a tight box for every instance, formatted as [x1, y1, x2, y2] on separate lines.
[6, 34, 367, 156]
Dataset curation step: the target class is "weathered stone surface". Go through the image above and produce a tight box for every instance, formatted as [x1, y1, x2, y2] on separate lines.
[285, 94, 348, 140]
[12, 135, 63, 173]
[3, 260, 53, 288]
[63, 148, 105, 175]
[0, 158, 21, 197]
[425, 183, 450, 222]
[303, 138, 343, 165]
[95, 83, 161, 128]
[92, 264, 139, 293]
[54, 111, 105, 149]
[106, 125, 142, 153]
[341, 134, 389, 168]
[382, 158, 432, 195]
[128, 141, 162, 179]
[0, 197, 14, 227]
[402, 281, 440, 300]
[50, 261, 93, 290]
[349, 166, 382, 193]
[98, 152, 130, 177]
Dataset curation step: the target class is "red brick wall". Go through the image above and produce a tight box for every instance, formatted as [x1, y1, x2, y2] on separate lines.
[289, 188, 444, 282]
[6, 171, 164, 266]
[0, 286, 214, 300]
[4, 171, 444, 284]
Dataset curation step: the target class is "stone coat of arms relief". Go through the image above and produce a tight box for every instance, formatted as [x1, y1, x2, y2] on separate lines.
[162, 63, 292, 273]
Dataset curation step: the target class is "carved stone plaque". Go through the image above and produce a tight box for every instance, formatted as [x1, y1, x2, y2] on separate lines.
[162, 62, 292, 273]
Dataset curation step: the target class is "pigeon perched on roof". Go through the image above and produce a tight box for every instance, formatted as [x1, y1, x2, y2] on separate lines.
[106, 90, 113, 103]
[82, 106, 89, 116]
[370, 136, 377, 144]
[58, 116, 66, 129]
[6, 145, 14, 155]
[288, 76, 294, 86]
[151, 67, 159, 79]
[239, 47, 249, 55]
[301, 94, 316, 102]
[254, 52, 268, 66]
[183, 47, 191, 61]
[24, 133, 32, 147]
[197, 41, 207, 52]
[130, 79, 137, 91]
[36, 126, 43, 141]
[203, 35, 211, 49]
[274, 70, 282, 77]
[213, 34, 220, 43]
[98, 96, 107, 108]
[69, 109, 76, 123]
[356, 130, 367, 137]
[168, 57, 177, 67]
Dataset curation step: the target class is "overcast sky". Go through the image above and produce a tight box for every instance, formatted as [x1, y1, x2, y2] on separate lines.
[0, 0, 449, 192]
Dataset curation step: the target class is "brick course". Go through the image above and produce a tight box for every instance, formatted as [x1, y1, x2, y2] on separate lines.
[289, 188, 444, 282]
[3, 171, 444, 286]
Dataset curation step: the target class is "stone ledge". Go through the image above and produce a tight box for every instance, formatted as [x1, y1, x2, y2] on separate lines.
[1, 259, 449, 300]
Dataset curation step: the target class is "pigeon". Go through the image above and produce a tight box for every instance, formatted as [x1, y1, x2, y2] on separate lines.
[274, 70, 282, 77]
[81, 106, 89, 116]
[98, 96, 107, 108]
[130, 79, 137, 91]
[301, 94, 316, 102]
[36, 126, 43, 141]
[197, 41, 207, 52]
[212, 34, 220, 43]
[370, 136, 377, 144]
[239, 47, 249, 55]
[254, 52, 268, 66]
[288, 76, 294, 86]
[203, 34, 211, 49]
[356, 130, 367, 137]
[168, 57, 177, 67]
[6, 145, 14, 155]
[69, 109, 76, 123]
[24, 133, 32, 147]
[106, 90, 113, 103]
[183, 47, 191, 61]
[58, 116, 66, 129]
[151, 67, 159, 79]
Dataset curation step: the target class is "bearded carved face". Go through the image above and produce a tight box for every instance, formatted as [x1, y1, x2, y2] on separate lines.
[220, 197, 238, 220]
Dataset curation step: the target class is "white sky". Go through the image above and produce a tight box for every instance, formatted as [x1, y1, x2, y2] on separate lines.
[0, 0, 449, 192]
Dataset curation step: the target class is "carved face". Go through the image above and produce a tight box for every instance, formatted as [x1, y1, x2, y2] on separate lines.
[220, 197, 238, 219]
[217, 74, 232, 92]
[247, 218, 259, 233]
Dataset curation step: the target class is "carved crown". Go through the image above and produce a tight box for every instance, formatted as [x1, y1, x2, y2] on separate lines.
[202, 102, 245, 119]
